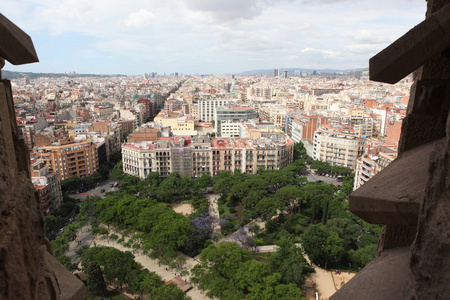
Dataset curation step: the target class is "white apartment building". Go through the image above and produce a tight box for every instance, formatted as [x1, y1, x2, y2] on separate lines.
[313, 125, 366, 170]
[122, 135, 294, 179]
[354, 143, 397, 190]
[218, 120, 244, 137]
[196, 98, 232, 122]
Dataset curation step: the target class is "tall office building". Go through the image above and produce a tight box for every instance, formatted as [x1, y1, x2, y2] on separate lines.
[273, 68, 280, 77]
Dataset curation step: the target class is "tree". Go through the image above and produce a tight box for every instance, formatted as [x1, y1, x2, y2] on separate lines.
[326, 218, 360, 249]
[83, 172, 102, 187]
[232, 260, 271, 294]
[275, 185, 304, 213]
[254, 197, 284, 220]
[80, 195, 100, 219]
[140, 272, 163, 295]
[323, 231, 345, 269]
[351, 244, 377, 269]
[293, 141, 309, 161]
[197, 173, 213, 189]
[147, 211, 190, 261]
[157, 172, 181, 202]
[260, 170, 294, 192]
[61, 176, 83, 192]
[111, 162, 124, 181]
[270, 238, 312, 287]
[44, 215, 60, 235]
[57, 255, 76, 271]
[273, 284, 306, 300]
[85, 261, 107, 297]
[191, 242, 253, 297]
[183, 214, 215, 257]
[152, 284, 191, 300]
[301, 224, 329, 267]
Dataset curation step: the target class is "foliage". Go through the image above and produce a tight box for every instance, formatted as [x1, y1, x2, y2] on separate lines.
[57, 255, 76, 271]
[270, 238, 313, 287]
[44, 215, 61, 235]
[350, 244, 377, 269]
[151, 284, 191, 300]
[86, 261, 108, 297]
[81, 246, 191, 299]
[191, 242, 305, 299]
[301, 224, 346, 269]
[183, 213, 215, 257]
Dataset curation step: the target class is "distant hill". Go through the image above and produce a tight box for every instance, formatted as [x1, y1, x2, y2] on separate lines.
[236, 67, 367, 75]
[2, 70, 126, 80]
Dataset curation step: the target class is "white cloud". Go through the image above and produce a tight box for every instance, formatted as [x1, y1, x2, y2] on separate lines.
[1, 0, 427, 74]
[123, 9, 154, 28]
[346, 44, 383, 54]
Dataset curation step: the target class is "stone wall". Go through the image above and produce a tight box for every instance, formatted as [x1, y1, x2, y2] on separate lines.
[0, 79, 86, 300]
[332, 1, 450, 299]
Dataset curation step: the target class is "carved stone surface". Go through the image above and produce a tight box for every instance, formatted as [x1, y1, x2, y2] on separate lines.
[337, 1, 450, 299]
[330, 247, 411, 300]
[349, 140, 436, 225]
[0, 14, 39, 65]
[369, 3, 450, 84]
[409, 138, 450, 299]
[376, 225, 417, 254]
[0, 80, 86, 300]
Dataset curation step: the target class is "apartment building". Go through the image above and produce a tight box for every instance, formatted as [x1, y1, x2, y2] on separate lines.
[137, 98, 156, 119]
[93, 105, 113, 119]
[215, 106, 257, 137]
[258, 105, 289, 128]
[313, 125, 366, 170]
[31, 159, 63, 216]
[290, 114, 330, 142]
[195, 98, 232, 122]
[211, 137, 294, 176]
[246, 85, 273, 99]
[122, 135, 294, 179]
[127, 126, 160, 143]
[33, 140, 99, 180]
[122, 136, 192, 178]
[164, 98, 183, 112]
[354, 143, 397, 190]
[154, 110, 197, 135]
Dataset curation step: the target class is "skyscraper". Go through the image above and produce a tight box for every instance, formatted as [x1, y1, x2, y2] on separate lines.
[273, 68, 279, 77]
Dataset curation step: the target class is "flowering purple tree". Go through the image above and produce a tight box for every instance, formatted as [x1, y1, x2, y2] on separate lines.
[183, 214, 216, 256]
[231, 225, 257, 252]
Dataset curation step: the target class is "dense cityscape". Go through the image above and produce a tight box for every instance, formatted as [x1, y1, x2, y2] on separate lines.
[7, 69, 411, 299]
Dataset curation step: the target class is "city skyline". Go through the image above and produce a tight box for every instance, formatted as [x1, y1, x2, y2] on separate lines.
[4, 0, 425, 75]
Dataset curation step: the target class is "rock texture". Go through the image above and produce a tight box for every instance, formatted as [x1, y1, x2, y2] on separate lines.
[332, 1, 450, 299]
[409, 128, 450, 299]
[0, 80, 86, 299]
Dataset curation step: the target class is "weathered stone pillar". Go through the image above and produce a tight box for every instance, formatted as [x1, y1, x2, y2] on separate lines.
[0, 13, 87, 300]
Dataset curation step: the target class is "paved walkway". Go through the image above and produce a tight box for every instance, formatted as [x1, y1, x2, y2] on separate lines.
[205, 194, 221, 236]
[93, 231, 212, 300]
[254, 243, 355, 299]
[65, 221, 95, 265]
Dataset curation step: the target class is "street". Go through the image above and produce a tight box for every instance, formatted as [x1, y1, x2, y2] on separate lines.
[69, 179, 119, 201]
[305, 170, 341, 185]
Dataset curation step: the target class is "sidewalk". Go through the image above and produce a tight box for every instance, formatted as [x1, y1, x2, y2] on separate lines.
[93, 230, 212, 300]
[64, 221, 95, 265]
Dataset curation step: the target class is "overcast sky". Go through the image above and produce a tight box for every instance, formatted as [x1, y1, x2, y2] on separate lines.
[4, 0, 425, 75]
